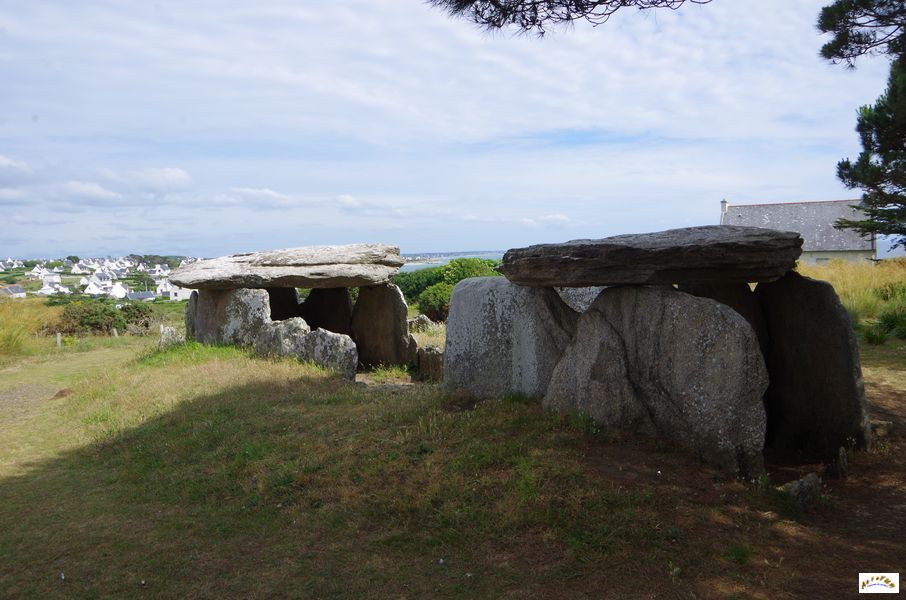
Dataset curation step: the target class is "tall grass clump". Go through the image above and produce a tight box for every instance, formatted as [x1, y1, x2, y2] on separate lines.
[0, 298, 62, 357]
[799, 258, 906, 326]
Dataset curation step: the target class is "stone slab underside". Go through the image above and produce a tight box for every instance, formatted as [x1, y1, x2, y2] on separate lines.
[500, 225, 802, 287]
[171, 244, 405, 290]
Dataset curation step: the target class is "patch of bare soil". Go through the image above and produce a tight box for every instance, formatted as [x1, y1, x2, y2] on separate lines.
[0, 383, 60, 423]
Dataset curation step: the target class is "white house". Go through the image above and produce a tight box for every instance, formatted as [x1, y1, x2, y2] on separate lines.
[84, 281, 105, 295]
[169, 284, 195, 301]
[42, 273, 62, 285]
[0, 285, 27, 299]
[720, 199, 876, 264]
[108, 282, 129, 299]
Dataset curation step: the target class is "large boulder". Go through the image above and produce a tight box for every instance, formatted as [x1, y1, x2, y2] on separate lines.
[444, 277, 579, 399]
[254, 317, 311, 357]
[351, 284, 413, 367]
[170, 244, 405, 290]
[295, 329, 358, 380]
[500, 225, 802, 287]
[756, 271, 870, 458]
[186, 288, 271, 345]
[300, 288, 354, 335]
[544, 286, 768, 475]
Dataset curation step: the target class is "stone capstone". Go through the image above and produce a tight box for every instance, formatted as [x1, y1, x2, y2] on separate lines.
[544, 286, 768, 475]
[444, 277, 579, 399]
[351, 283, 413, 367]
[500, 225, 802, 287]
[756, 271, 870, 459]
[170, 244, 405, 290]
[300, 288, 353, 335]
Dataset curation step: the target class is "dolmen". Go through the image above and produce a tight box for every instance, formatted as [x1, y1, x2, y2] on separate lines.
[444, 225, 870, 476]
[171, 244, 417, 380]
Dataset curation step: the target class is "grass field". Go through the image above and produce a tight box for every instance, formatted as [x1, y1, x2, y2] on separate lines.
[0, 266, 904, 598]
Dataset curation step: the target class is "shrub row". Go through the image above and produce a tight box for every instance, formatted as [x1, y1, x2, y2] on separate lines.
[393, 258, 502, 321]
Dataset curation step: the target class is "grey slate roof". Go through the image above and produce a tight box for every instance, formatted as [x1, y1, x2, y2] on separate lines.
[125, 291, 155, 301]
[721, 200, 874, 252]
[0, 285, 25, 295]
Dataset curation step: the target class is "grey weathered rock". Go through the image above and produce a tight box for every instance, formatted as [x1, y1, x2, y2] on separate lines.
[351, 284, 413, 367]
[266, 287, 302, 321]
[408, 314, 435, 333]
[296, 329, 358, 380]
[300, 288, 353, 335]
[187, 288, 271, 345]
[777, 473, 822, 511]
[501, 225, 802, 287]
[444, 277, 578, 399]
[414, 346, 444, 382]
[544, 286, 768, 475]
[185, 291, 198, 339]
[254, 317, 311, 357]
[158, 325, 185, 350]
[555, 286, 606, 313]
[757, 271, 870, 459]
[170, 244, 405, 290]
[678, 282, 769, 354]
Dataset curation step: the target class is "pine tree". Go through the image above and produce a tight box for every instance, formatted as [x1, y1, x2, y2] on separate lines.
[835, 58, 906, 248]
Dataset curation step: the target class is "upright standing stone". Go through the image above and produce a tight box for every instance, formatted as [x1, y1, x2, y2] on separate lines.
[544, 286, 768, 476]
[678, 282, 769, 354]
[300, 288, 354, 335]
[756, 271, 870, 458]
[187, 288, 271, 345]
[444, 277, 578, 399]
[351, 284, 413, 367]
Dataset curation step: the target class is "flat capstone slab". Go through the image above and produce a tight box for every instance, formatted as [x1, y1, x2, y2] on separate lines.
[170, 244, 405, 290]
[500, 225, 803, 287]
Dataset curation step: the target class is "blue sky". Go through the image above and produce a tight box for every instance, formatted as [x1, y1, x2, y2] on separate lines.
[0, 0, 898, 258]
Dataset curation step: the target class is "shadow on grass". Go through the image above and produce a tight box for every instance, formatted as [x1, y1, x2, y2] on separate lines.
[0, 355, 904, 599]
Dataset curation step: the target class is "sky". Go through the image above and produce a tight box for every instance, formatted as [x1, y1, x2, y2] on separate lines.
[0, 0, 899, 258]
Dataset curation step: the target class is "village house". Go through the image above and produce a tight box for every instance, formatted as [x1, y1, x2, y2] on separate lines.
[0, 285, 27, 299]
[720, 199, 876, 265]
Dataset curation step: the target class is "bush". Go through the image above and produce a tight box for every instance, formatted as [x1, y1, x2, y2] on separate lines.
[57, 301, 126, 335]
[878, 306, 906, 339]
[121, 302, 154, 330]
[418, 282, 455, 322]
[393, 267, 444, 303]
[863, 323, 889, 345]
[440, 258, 500, 285]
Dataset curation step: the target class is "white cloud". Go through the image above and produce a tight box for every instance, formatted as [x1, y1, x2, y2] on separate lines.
[62, 180, 121, 200]
[0, 155, 30, 172]
[130, 168, 193, 192]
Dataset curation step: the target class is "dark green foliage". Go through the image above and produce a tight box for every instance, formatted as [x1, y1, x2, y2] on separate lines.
[418, 282, 455, 322]
[45, 293, 92, 307]
[396, 258, 502, 321]
[393, 267, 444, 303]
[878, 305, 906, 338]
[818, 0, 906, 66]
[441, 257, 499, 284]
[57, 301, 127, 335]
[121, 303, 154, 330]
[429, 0, 711, 34]
[66, 255, 80, 264]
[834, 59, 906, 248]
[863, 322, 890, 344]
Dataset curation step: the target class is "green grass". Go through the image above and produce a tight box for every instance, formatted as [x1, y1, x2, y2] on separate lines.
[0, 321, 904, 597]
